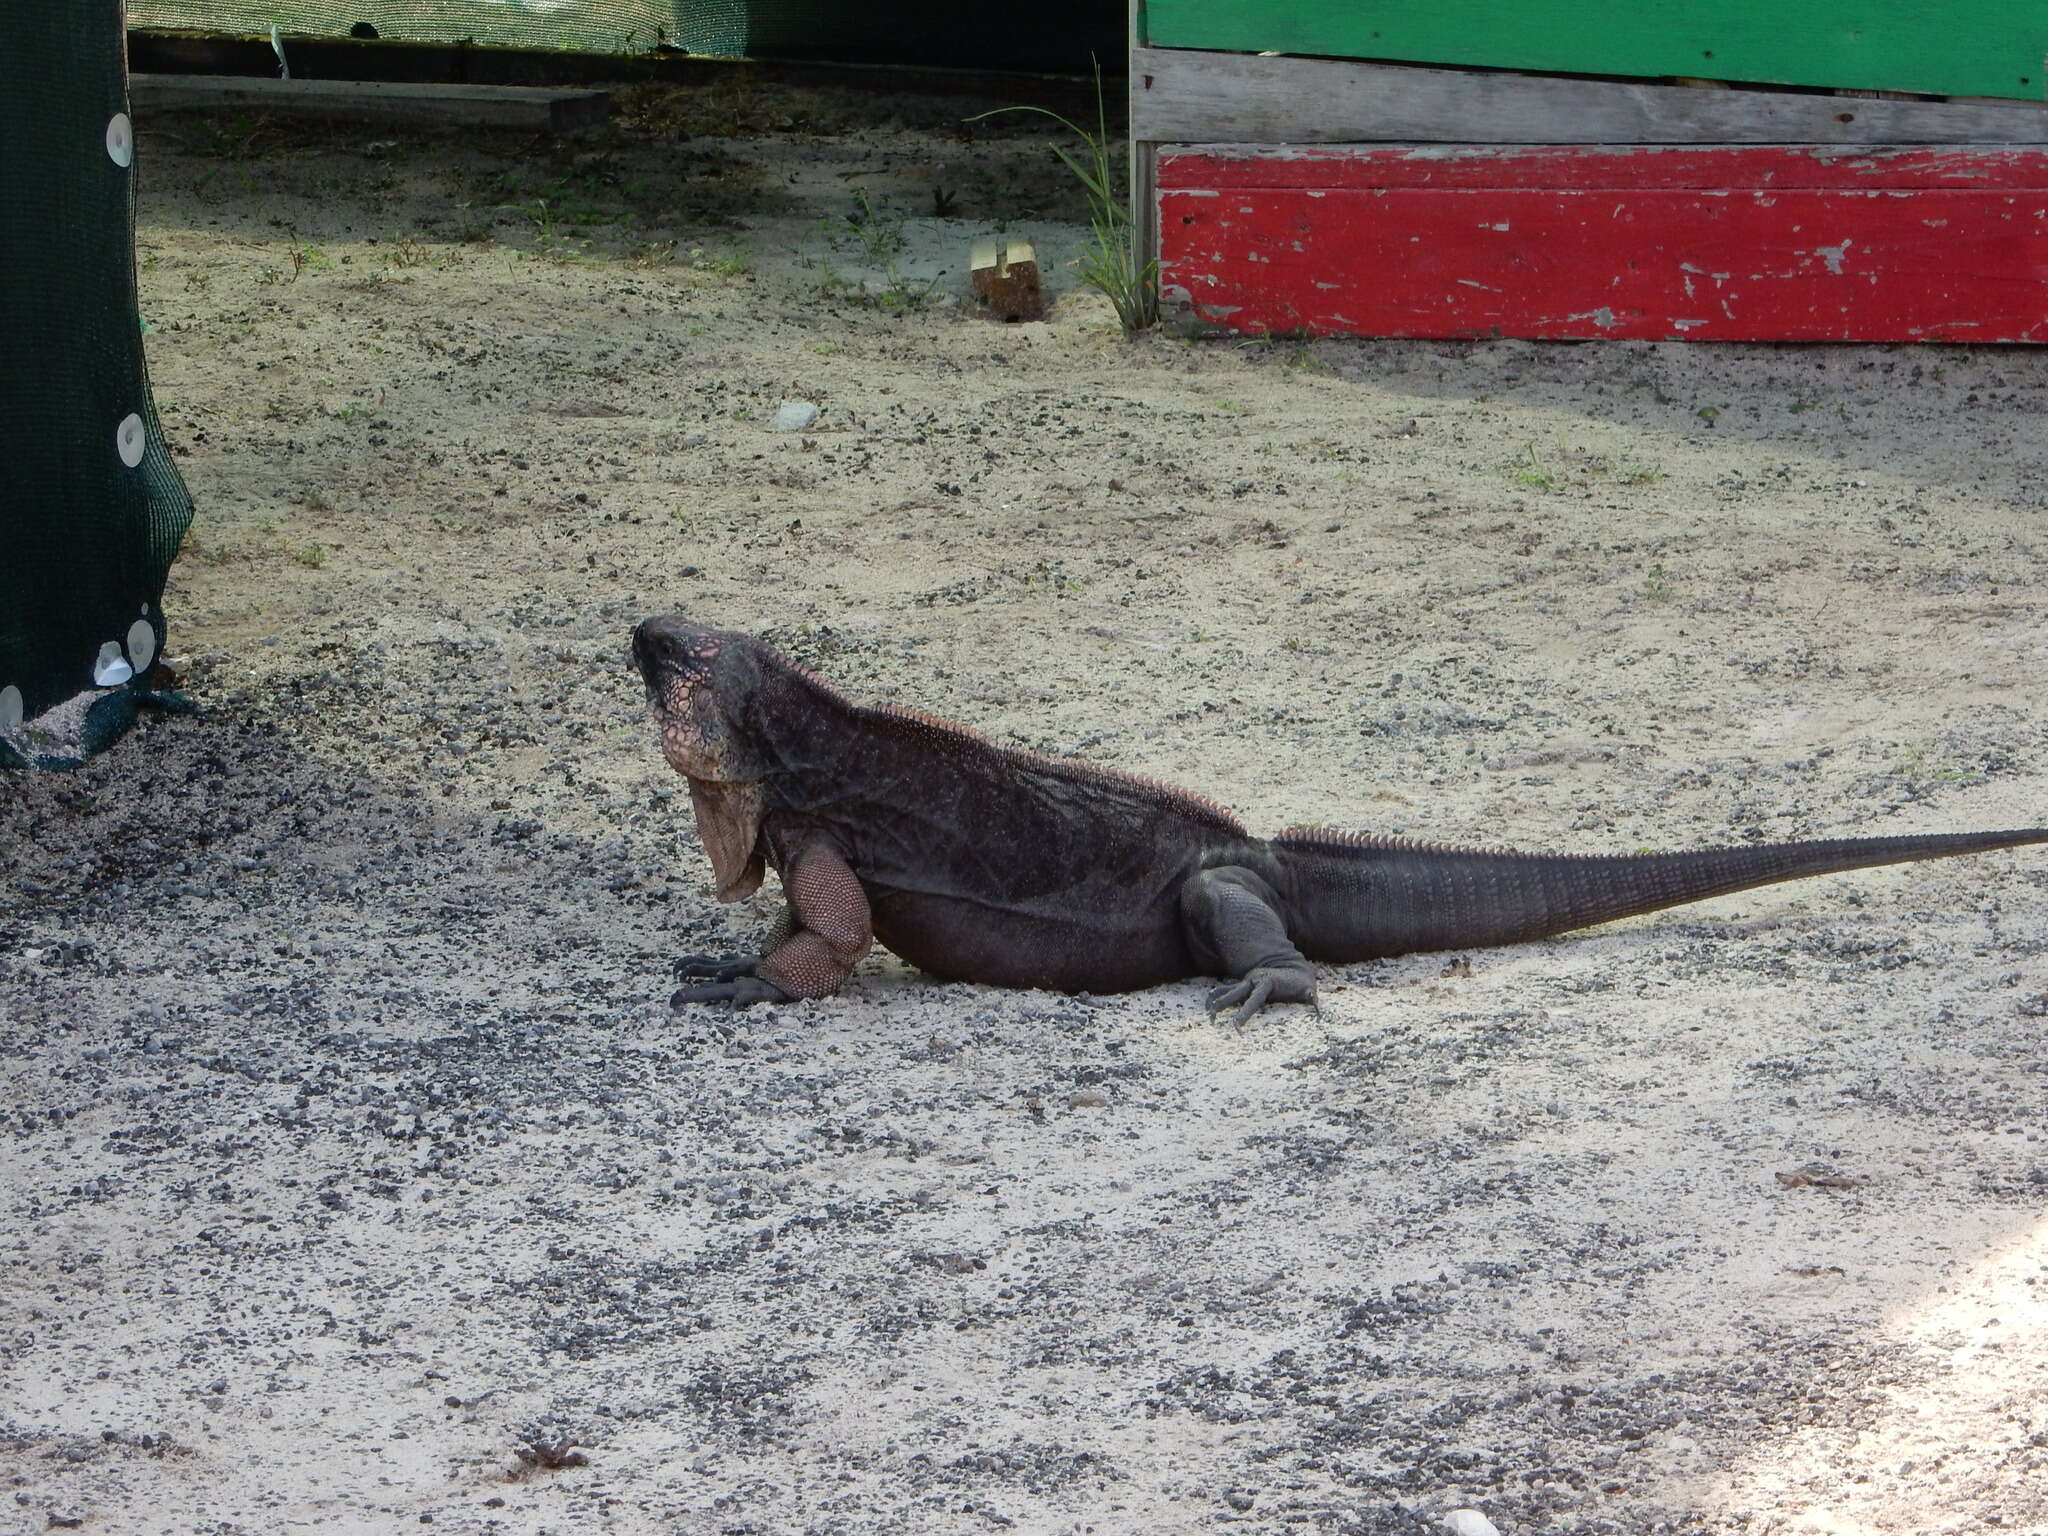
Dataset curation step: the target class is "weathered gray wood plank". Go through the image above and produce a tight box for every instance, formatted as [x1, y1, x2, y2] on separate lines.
[1130, 47, 2048, 145]
[129, 75, 610, 134]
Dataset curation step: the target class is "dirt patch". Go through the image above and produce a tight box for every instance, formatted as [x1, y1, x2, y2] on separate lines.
[4, 77, 2047, 1536]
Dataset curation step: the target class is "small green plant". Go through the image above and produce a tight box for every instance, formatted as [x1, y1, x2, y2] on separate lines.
[1514, 443, 1556, 491]
[1285, 343, 1334, 376]
[293, 543, 329, 569]
[689, 245, 751, 278]
[1641, 562, 1673, 602]
[287, 239, 332, 282]
[877, 265, 939, 311]
[1620, 462, 1666, 485]
[966, 60, 1157, 334]
[1894, 738, 1975, 787]
[513, 199, 589, 262]
[838, 189, 908, 260]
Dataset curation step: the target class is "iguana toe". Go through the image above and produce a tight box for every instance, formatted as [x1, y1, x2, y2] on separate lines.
[670, 977, 793, 1009]
[673, 952, 759, 981]
[1205, 964, 1319, 1028]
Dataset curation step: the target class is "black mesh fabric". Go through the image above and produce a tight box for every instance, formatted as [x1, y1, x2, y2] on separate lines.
[1, 4, 195, 770]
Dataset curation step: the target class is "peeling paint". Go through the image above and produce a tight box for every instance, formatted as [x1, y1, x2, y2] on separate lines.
[1158, 145, 2048, 341]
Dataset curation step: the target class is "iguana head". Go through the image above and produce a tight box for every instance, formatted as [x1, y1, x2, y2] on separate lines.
[632, 616, 773, 902]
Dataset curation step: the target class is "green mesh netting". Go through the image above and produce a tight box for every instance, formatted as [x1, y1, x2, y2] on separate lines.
[1, 4, 196, 771]
[130, 1, 705, 54]
[129, 2, 1118, 71]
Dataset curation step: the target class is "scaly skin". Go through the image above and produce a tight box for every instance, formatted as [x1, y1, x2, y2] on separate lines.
[631, 616, 2048, 1024]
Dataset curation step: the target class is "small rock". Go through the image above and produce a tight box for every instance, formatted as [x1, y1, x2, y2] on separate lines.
[771, 401, 820, 432]
[1441, 1512, 1501, 1536]
[1069, 1090, 1110, 1110]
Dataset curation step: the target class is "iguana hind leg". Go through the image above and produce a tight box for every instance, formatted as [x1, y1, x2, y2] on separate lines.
[671, 840, 873, 1009]
[1179, 866, 1320, 1027]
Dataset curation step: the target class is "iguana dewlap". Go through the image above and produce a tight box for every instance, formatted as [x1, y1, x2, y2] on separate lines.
[632, 615, 2047, 1024]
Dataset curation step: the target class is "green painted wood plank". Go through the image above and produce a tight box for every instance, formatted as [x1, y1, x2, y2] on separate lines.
[1140, 1, 2048, 102]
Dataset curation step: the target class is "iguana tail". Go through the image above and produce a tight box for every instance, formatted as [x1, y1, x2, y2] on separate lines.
[1273, 826, 2048, 962]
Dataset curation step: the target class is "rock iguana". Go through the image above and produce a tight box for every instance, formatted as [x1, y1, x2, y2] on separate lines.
[633, 615, 2047, 1024]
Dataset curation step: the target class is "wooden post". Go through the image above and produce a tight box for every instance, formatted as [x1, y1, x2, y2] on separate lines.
[1129, 0, 1159, 322]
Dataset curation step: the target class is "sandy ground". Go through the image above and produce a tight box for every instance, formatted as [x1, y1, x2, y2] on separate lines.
[5, 77, 2048, 1536]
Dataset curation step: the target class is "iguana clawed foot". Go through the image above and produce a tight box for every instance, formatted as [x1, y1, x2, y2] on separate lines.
[671, 977, 794, 1009]
[674, 952, 759, 982]
[1205, 962, 1321, 1029]
[670, 953, 793, 1009]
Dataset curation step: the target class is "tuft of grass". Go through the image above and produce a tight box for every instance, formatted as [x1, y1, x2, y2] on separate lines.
[966, 61, 1156, 335]
[286, 238, 332, 282]
[1513, 443, 1556, 492]
[293, 543, 329, 569]
[689, 244, 751, 278]
[511, 199, 590, 262]
[834, 189, 908, 260]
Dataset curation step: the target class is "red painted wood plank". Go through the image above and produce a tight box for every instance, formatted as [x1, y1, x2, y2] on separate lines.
[1159, 144, 2048, 193]
[1159, 149, 2048, 341]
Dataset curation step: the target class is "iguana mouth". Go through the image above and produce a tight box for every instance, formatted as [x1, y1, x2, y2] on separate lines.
[633, 616, 729, 779]
[634, 616, 769, 899]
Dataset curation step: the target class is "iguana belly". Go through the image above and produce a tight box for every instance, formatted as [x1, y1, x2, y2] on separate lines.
[866, 886, 1194, 994]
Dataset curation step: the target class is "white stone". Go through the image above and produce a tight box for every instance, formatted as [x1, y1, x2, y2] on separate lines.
[771, 400, 820, 432]
[126, 618, 157, 674]
[1440, 1512, 1502, 1536]
[93, 642, 133, 687]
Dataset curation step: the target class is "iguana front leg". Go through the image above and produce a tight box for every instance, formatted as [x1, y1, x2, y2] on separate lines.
[672, 841, 873, 1009]
[1179, 866, 1320, 1027]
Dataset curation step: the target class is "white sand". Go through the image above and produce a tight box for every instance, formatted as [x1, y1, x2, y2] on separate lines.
[1, 79, 2044, 1535]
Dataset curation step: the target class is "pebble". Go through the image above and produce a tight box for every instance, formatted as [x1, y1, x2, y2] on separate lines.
[1440, 1512, 1501, 1536]
[771, 400, 820, 432]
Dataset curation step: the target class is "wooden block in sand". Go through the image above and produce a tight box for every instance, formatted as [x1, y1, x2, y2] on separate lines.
[970, 241, 1044, 322]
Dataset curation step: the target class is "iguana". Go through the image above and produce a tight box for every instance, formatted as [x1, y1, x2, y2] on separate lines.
[633, 615, 2047, 1024]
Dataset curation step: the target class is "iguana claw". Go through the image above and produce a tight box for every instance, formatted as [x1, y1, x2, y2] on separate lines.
[670, 976, 794, 1009]
[673, 952, 759, 981]
[1205, 964, 1320, 1028]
